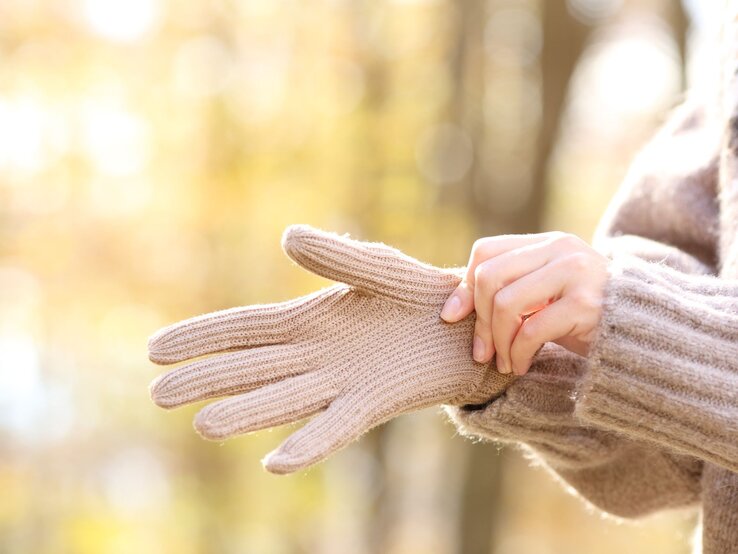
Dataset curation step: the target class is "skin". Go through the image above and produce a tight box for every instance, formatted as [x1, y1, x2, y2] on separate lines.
[440, 232, 610, 376]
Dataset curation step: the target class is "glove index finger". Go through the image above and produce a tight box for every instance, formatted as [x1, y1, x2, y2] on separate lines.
[148, 285, 346, 364]
[281, 224, 460, 307]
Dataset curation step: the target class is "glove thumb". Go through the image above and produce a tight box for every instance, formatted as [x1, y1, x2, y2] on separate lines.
[281, 224, 459, 306]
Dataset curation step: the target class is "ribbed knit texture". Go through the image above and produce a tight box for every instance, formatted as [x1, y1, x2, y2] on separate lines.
[702, 463, 738, 552]
[149, 225, 510, 474]
[576, 256, 738, 473]
[706, 2, 738, 549]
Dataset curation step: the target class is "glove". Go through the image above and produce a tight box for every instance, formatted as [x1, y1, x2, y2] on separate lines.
[148, 225, 511, 474]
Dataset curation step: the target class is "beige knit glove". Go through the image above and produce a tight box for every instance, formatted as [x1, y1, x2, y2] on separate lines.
[148, 225, 511, 474]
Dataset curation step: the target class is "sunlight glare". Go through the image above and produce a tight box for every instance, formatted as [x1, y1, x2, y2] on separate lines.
[597, 37, 678, 112]
[0, 333, 43, 433]
[83, 0, 159, 42]
[82, 103, 151, 177]
[570, 26, 679, 133]
[0, 97, 47, 175]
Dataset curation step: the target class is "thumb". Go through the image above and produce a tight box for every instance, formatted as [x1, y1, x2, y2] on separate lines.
[282, 224, 460, 306]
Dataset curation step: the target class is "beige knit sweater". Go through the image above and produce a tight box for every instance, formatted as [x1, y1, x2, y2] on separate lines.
[446, 74, 738, 554]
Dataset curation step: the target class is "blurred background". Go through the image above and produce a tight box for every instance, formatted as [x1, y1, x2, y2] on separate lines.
[0, 0, 720, 552]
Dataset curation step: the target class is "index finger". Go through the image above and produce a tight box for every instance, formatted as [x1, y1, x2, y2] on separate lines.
[465, 233, 563, 287]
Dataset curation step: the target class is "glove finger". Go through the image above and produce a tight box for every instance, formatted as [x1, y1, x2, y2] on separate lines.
[149, 342, 320, 409]
[193, 370, 337, 440]
[262, 394, 381, 474]
[282, 225, 460, 307]
[148, 285, 346, 364]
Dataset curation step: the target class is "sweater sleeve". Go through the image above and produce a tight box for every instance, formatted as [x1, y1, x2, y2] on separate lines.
[575, 254, 738, 473]
[446, 343, 703, 518]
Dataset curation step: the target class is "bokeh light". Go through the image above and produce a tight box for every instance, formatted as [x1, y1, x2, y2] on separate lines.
[82, 103, 151, 177]
[571, 22, 680, 130]
[83, 0, 160, 42]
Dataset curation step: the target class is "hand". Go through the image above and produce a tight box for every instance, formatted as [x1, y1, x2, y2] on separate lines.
[440, 232, 609, 376]
[148, 225, 511, 474]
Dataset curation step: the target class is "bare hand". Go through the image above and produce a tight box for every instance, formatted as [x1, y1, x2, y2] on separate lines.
[440, 232, 609, 375]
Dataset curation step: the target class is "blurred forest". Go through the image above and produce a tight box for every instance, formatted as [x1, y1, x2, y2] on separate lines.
[0, 0, 721, 553]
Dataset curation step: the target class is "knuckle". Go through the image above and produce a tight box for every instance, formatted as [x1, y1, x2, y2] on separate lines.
[563, 251, 591, 271]
[470, 238, 491, 263]
[473, 262, 486, 283]
[475, 261, 497, 285]
[474, 265, 502, 300]
[474, 306, 491, 328]
[473, 301, 492, 325]
[474, 319, 492, 342]
[551, 232, 583, 251]
[474, 315, 490, 332]
[569, 288, 600, 311]
[546, 231, 568, 242]
[519, 320, 538, 341]
[493, 288, 514, 313]
[470, 235, 512, 265]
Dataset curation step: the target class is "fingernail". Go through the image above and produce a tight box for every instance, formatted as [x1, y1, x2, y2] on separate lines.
[496, 354, 510, 374]
[441, 294, 462, 321]
[473, 335, 485, 362]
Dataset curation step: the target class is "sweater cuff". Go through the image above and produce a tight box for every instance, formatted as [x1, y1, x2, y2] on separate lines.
[445, 344, 622, 470]
[576, 255, 738, 472]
